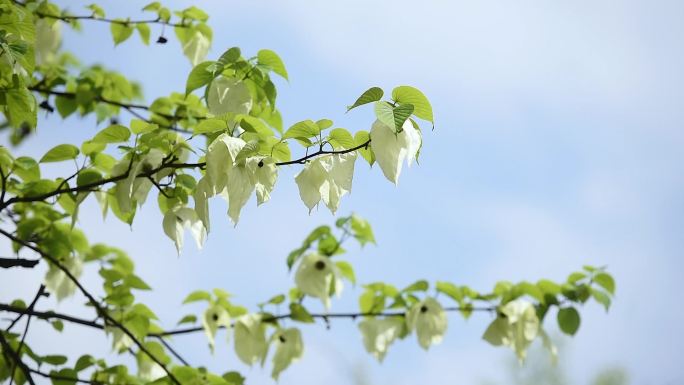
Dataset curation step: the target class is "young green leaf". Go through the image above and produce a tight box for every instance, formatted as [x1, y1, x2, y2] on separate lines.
[257, 49, 288, 80]
[391, 85, 433, 124]
[40, 144, 79, 163]
[347, 87, 383, 111]
[557, 307, 581, 335]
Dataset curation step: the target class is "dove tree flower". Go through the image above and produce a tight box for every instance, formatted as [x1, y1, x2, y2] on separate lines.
[482, 299, 542, 362]
[294, 253, 343, 309]
[406, 297, 448, 350]
[358, 317, 406, 362]
[271, 328, 304, 380]
[295, 153, 357, 214]
[370, 119, 422, 185]
[234, 314, 269, 366]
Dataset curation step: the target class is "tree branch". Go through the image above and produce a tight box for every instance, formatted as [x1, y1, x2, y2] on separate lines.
[0, 257, 40, 269]
[156, 336, 190, 366]
[28, 86, 195, 133]
[0, 331, 36, 385]
[0, 301, 495, 339]
[11, 0, 188, 28]
[29, 367, 104, 385]
[6, 285, 46, 331]
[0, 139, 371, 211]
[0, 229, 182, 385]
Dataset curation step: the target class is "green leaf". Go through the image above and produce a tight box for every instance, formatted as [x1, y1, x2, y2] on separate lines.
[142, 2, 161, 11]
[266, 294, 286, 305]
[593, 272, 615, 295]
[403, 280, 429, 292]
[182, 290, 212, 304]
[5, 88, 37, 129]
[289, 303, 314, 323]
[392, 104, 414, 131]
[591, 288, 611, 311]
[40, 144, 79, 163]
[186, 61, 221, 95]
[130, 119, 157, 134]
[51, 320, 64, 332]
[177, 314, 197, 325]
[347, 87, 383, 111]
[283, 120, 319, 140]
[328, 128, 355, 149]
[223, 371, 246, 385]
[42, 354, 68, 365]
[218, 47, 241, 65]
[93, 124, 130, 143]
[350, 214, 375, 246]
[76, 169, 103, 187]
[257, 49, 288, 80]
[354, 130, 374, 166]
[194, 118, 227, 134]
[557, 307, 581, 335]
[335, 261, 356, 285]
[436, 281, 463, 302]
[86, 4, 105, 18]
[110, 21, 134, 45]
[136, 23, 150, 45]
[55, 95, 78, 118]
[74, 354, 95, 371]
[391, 85, 433, 123]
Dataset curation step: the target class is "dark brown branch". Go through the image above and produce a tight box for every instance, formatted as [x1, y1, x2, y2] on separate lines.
[10, 0, 188, 29]
[0, 302, 495, 339]
[0, 304, 105, 330]
[156, 336, 190, 366]
[0, 229, 182, 385]
[0, 257, 40, 269]
[0, 331, 35, 385]
[0, 137, 371, 210]
[29, 87, 195, 133]
[29, 368, 104, 385]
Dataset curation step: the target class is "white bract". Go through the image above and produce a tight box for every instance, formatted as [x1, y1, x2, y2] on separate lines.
[358, 317, 405, 362]
[204, 135, 278, 225]
[35, 19, 61, 65]
[294, 153, 357, 214]
[44, 255, 83, 301]
[271, 328, 304, 380]
[182, 30, 210, 66]
[106, 326, 133, 353]
[162, 207, 206, 254]
[370, 119, 421, 184]
[294, 253, 342, 309]
[248, 157, 278, 206]
[112, 149, 165, 214]
[482, 299, 541, 362]
[234, 314, 269, 366]
[207, 77, 252, 116]
[202, 304, 231, 352]
[406, 297, 448, 350]
[206, 134, 246, 193]
[137, 356, 165, 382]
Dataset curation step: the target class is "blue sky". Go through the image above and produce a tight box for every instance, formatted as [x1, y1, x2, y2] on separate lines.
[3, 0, 684, 384]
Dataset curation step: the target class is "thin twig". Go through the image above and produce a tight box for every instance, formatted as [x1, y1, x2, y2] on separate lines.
[156, 336, 190, 366]
[9, 285, 46, 385]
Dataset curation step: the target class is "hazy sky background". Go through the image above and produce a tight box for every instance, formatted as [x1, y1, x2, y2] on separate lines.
[2, 0, 683, 384]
